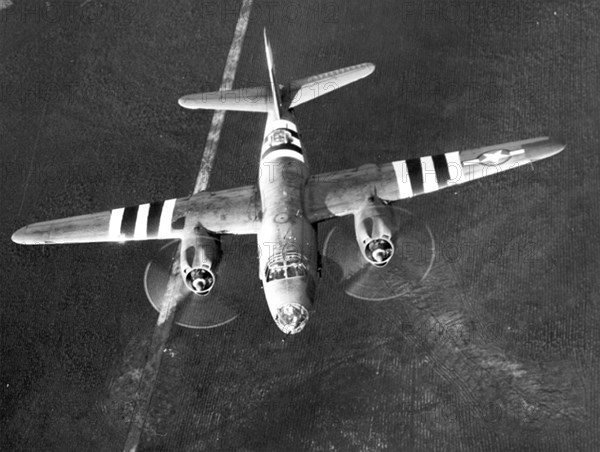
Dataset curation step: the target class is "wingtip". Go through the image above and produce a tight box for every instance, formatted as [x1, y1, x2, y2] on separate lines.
[551, 136, 567, 153]
[544, 136, 567, 157]
[178, 96, 188, 108]
[11, 225, 49, 245]
[178, 95, 200, 109]
[524, 136, 566, 162]
[362, 62, 376, 76]
[11, 227, 29, 245]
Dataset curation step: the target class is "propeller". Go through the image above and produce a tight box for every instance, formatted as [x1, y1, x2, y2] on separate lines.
[144, 240, 239, 328]
[321, 205, 435, 301]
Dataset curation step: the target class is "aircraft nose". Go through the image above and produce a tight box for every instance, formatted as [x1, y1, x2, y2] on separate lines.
[275, 303, 309, 335]
[526, 137, 566, 162]
[263, 277, 313, 335]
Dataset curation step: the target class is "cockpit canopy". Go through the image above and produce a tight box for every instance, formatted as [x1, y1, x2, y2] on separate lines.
[265, 252, 308, 282]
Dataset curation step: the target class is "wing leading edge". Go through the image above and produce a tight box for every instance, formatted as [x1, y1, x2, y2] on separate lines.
[305, 136, 565, 222]
[12, 185, 261, 245]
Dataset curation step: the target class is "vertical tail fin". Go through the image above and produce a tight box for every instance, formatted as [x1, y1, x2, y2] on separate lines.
[263, 28, 283, 119]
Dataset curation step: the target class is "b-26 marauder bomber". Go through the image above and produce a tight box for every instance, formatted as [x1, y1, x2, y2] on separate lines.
[12, 30, 565, 335]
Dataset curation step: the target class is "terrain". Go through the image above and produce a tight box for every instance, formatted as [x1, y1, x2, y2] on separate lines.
[1, 0, 599, 450]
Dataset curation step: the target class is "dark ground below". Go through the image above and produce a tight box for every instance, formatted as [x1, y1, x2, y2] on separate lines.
[1, 0, 600, 450]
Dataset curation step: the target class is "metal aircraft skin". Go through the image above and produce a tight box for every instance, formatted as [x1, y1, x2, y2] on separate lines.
[12, 30, 565, 335]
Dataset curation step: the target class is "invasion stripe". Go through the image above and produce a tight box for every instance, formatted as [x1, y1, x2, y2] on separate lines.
[146, 201, 163, 237]
[262, 148, 305, 162]
[432, 153, 451, 188]
[263, 128, 300, 143]
[261, 136, 302, 154]
[120, 206, 138, 238]
[444, 151, 463, 185]
[420, 156, 439, 193]
[109, 207, 125, 239]
[287, 129, 300, 139]
[262, 143, 303, 160]
[392, 160, 413, 199]
[405, 157, 424, 195]
[134, 203, 150, 240]
[158, 198, 176, 237]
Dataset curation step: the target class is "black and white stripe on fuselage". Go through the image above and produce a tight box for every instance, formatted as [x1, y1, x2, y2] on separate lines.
[261, 118, 304, 163]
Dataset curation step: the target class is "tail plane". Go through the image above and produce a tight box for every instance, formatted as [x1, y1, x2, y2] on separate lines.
[178, 29, 375, 114]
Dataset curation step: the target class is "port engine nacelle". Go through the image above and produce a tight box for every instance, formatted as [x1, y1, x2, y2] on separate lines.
[353, 195, 395, 267]
[180, 225, 222, 295]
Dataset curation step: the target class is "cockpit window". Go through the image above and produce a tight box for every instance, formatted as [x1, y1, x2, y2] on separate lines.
[267, 264, 285, 282]
[265, 252, 308, 282]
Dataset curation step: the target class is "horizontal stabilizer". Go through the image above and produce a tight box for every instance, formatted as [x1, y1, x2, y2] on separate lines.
[178, 63, 375, 113]
[178, 86, 271, 112]
[285, 63, 375, 109]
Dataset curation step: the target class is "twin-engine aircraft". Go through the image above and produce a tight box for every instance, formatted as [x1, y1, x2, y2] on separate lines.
[12, 31, 565, 335]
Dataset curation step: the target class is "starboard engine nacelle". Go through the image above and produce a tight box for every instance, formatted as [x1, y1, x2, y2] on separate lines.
[180, 225, 222, 295]
[354, 195, 395, 267]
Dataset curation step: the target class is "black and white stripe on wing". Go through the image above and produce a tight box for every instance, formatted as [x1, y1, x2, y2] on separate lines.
[405, 158, 424, 195]
[432, 153, 451, 188]
[120, 206, 138, 237]
[108, 199, 177, 240]
[146, 201, 163, 236]
[392, 151, 463, 199]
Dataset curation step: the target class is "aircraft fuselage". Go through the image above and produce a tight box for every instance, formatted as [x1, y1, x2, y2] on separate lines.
[258, 114, 318, 334]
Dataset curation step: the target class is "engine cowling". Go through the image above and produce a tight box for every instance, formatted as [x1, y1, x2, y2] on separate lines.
[353, 195, 395, 267]
[180, 225, 222, 295]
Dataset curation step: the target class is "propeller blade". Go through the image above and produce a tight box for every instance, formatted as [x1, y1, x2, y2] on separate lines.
[321, 205, 435, 301]
[144, 240, 239, 328]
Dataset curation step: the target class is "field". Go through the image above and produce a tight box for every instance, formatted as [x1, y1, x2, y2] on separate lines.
[2, 0, 600, 450]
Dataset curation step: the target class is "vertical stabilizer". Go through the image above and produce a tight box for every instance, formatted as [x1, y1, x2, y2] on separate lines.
[263, 28, 283, 119]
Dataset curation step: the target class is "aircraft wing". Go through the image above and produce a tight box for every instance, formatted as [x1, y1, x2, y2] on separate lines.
[305, 136, 565, 222]
[12, 185, 261, 245]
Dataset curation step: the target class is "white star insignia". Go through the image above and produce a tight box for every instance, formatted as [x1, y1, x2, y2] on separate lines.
[463, 148, 523, 166]
[478, 149, 511, 165]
